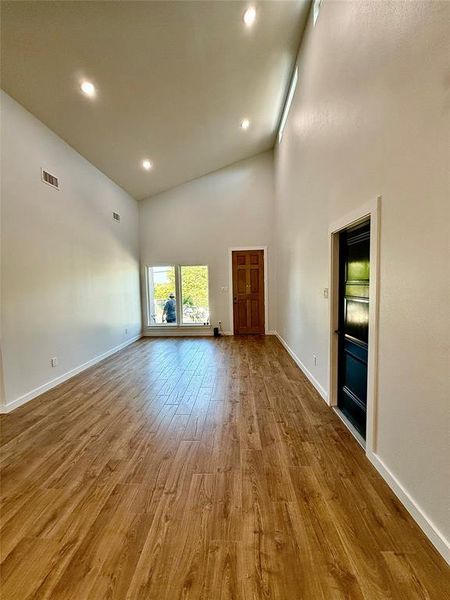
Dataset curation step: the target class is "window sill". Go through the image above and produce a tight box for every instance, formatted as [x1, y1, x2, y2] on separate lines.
[145, 324, 211, 329]
[143, 324, 213, 337]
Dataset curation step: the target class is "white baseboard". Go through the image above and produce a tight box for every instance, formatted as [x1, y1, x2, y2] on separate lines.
[274, 331, 328, 402]
[3, 330, 448, 565]
[274, 330, 449, 564]
[0, 334, 142, 414]
[367, 451, 450, 564]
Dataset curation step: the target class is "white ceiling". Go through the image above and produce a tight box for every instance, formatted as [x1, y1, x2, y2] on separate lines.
[1, 1, 310, 199]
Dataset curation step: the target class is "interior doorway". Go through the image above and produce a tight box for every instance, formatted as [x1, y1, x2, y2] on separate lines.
[231, 249, 265, 334]
[328, 198, 380, 452]
[336, 220, 370, 439]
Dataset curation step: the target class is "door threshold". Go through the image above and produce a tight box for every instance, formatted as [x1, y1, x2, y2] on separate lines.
[333, 407, 366, 450]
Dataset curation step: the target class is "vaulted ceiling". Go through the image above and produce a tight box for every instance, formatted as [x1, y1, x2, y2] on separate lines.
[1, 1, 310, 199]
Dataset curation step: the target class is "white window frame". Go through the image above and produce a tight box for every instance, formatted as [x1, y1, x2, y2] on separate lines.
[313, 0, 323, 26]
[146, 264, 178, 327]
[145, 264, 210, 328]
[179, 264, 211, 327]
[278, 67, 298, 143]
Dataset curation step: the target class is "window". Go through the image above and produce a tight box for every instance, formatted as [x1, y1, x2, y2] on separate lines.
[278, 67, 298, 143]
[180, 265, 210, 325]
[148, 265, 177, 325]
[313, 0, 322, 26]
[147, 265, 210, 327]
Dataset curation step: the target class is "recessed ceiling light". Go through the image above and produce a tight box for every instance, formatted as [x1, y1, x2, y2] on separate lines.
[142, 159, 153, 170]
[243, 6, 256, 27]
[80, 81, 96, 97]
[241, 119, 250, 130]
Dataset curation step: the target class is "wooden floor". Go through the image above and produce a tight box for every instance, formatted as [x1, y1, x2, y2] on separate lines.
[1, 337, 449, 599]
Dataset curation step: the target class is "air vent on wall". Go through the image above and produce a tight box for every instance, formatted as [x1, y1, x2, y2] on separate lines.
[41, 169, 59, 190]
[112, 212, 121, 222]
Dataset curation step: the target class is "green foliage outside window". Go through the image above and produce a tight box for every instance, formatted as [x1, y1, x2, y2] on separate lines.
[153, 269, 175, 302]
[153, 266, 209, 308]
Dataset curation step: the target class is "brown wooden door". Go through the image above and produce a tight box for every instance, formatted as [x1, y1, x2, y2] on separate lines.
[232, 249, 265, 335]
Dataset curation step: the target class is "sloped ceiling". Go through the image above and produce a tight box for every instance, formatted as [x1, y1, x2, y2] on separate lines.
[1, 1, 310, 199]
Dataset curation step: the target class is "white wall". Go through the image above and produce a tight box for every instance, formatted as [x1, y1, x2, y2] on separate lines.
[0, 91, 141, 410]
[139, 152, 275, 334]
[274, 1, 449, 556]
[1, 0, 448, 561]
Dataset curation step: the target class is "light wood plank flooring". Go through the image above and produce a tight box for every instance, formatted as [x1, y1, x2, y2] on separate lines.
[1, 336, 449, 599]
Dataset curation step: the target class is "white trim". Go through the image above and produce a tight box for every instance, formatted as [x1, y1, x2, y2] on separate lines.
[274, 331, 328, 402]
[179, 263, 211, 327]
[333, 406, 366, 449]
[142, 263, 151, 327]
[144, 264, 177, 327]
[367, 451, 450, 564]
[328, 196, 381, 455]
[276, 322, 449, 564]
[0, 334, 142, 414]
[144, 264, 211, 328]
[278, 67, 298, 143]
[327, 199, 450, 562]
[228, 246, 269, 335]
[313, 0, 323, 27]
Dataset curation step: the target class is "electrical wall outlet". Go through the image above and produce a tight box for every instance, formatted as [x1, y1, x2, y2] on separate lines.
[313, 355, 317, 366]
[51, 357, 58, 367]
[323, 288, 329, 298]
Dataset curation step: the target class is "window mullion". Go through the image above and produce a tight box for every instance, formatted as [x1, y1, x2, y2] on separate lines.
[148, 266, 154, 326]
[175, 265, 182, 325]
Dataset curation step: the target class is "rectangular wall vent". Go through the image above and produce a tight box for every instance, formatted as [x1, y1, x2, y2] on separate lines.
[41, 169, 59, 190]
[112, 212, 121, 222]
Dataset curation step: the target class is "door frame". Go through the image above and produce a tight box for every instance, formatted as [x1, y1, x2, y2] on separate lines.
[328, 197, 381, 454]
[228, 246, 268, 335]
